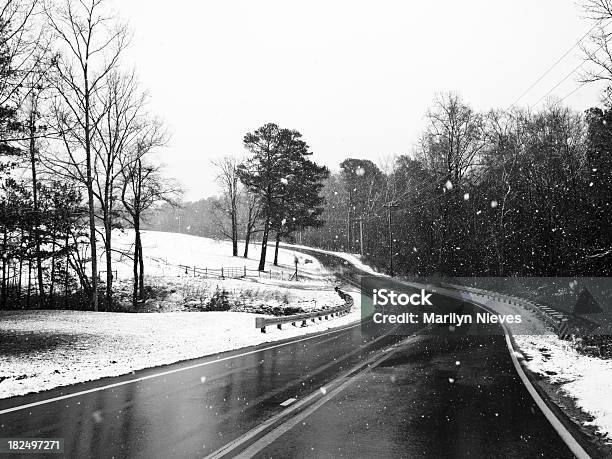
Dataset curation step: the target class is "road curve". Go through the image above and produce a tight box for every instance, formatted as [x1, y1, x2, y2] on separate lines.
[0, 249, 580, 458]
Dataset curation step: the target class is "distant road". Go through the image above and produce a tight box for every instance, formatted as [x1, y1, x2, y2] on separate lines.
[0, 249, 578, 458]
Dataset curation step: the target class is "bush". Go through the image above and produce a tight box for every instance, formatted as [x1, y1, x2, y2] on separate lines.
[206, 287, 231, 311]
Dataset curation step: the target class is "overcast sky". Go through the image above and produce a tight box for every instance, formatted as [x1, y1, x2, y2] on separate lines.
[114, 0, 604, 201]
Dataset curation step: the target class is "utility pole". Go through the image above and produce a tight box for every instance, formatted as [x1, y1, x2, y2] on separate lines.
[356, 217, 364, 256]
[382, 202, 399, 276]
[346, 188, 352, 252]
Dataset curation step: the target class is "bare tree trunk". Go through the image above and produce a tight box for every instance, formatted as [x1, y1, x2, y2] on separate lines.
[258, 217, 270, 271]
[104, 221, 113, 309]
[243, 226, 252, 258]
[138, 234, 144, 300]
[26, 254, 32, 309]
[29, 104, 44, 306]
[132, 224, 139, 308]
[64, 231, 69, 309]
[17, 229, 23, 304]
[273, 232, 281, 266]
[85, 84, 99, 312]
[49, 234, 57, 308]
[231, 206, 238, 256]
[1, 228, 7, 309]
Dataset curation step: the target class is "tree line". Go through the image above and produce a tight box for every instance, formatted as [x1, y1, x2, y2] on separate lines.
[152, 123, 329, 272]
[155, 95, 610, 279]
[147, 0, 612, 280]
[302, 95, 611, 278]
[0, 0, 180, 311]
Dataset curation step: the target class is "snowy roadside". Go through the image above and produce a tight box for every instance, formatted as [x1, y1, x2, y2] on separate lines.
[0, 294, 361, 399]
[286, 243, 612, 442]
[1, 232, 366, 400]
[442, 287, 612, 444]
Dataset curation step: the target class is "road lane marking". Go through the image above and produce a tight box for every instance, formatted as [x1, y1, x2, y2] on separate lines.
[502, 329, 590, 459]
[232, 337, 410, 459]
[280, 398, 297, 407]
[400, 281, 591, 459]
[0, 320, 363, 416]
[205, 327, 410, 459]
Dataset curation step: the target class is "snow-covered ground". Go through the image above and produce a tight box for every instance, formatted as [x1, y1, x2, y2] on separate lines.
[0, 299, 361, 399]
[109, 230, 331, 280]
[0, 232, 362, 399]
[449, 288, 612, 443]
[101, 230, 342, 311]
[515, 335, 612, 441]
[3, 235, 611, 445]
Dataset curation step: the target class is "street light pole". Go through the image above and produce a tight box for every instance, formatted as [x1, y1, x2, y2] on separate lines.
[382, 202, 399, 276]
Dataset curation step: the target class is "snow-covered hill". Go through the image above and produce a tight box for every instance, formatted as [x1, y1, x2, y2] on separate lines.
[96, 230, 340, 312]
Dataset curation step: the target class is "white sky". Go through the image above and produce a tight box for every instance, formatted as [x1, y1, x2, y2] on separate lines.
[114, 0, 605, 200]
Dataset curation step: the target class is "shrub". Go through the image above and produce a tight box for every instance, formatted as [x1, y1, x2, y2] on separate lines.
[206, 286, 231, 311]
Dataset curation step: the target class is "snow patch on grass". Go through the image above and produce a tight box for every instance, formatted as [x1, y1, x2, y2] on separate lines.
[516, 335, 612, 441]
[0, 293, 361, 399]
[457, 289, 612, 442]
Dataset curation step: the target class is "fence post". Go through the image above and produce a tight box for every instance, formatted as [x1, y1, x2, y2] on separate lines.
[193, 266, 196, 276]
[205, 267, 208, 278]
[244, 266, 247, 277]
[221, 267, 224, 278]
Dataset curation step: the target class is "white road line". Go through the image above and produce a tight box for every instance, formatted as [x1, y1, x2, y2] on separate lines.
[423, 285, 591, 459]
[0, 321, 362, 416]
[234, 342, 405, 458]
[280, 398, 297, 407]
[205, 326, 408, 459]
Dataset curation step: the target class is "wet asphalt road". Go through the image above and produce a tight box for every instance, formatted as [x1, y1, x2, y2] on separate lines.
[0, 251, 575, 458]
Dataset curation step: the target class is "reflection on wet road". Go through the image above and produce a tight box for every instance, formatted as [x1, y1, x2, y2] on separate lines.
[0, 250, 575, 458]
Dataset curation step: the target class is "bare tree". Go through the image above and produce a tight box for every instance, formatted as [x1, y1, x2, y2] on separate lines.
[92, 70, 146, 308]
[212, 156, 240, 256]
[580, 0, 612, 98]
[418, 92, 486, 269]
[240, 192, 261, 258]
[121, 123, 179, 308]
[44, 0, 129, 311]
[0, 0, 46, 112]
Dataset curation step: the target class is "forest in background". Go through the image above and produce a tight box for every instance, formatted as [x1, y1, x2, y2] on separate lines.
[154, 95, 612, 279]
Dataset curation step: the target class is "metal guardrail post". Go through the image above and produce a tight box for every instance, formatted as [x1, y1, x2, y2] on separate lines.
[256, 294, 353, 333]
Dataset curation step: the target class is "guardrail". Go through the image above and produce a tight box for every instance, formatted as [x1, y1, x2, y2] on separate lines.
[255, 290, 354, 333]
[441, 282, 572, 338]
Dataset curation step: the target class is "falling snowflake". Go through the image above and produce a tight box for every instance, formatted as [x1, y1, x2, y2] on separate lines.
[355, 166, 365, 176]
[463, 193, 470, 201]
[200, 376, 207, 384]
[280, 177, 288, 185]
[455, 361, 460, 366]
[281, 218, 287, 226]
[445, 180, 453, 190]
[92, 410, 103, 423]
[490, 200, 498, 208]
[319, 387, 327, 395]
[448, 378, 455, 383]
